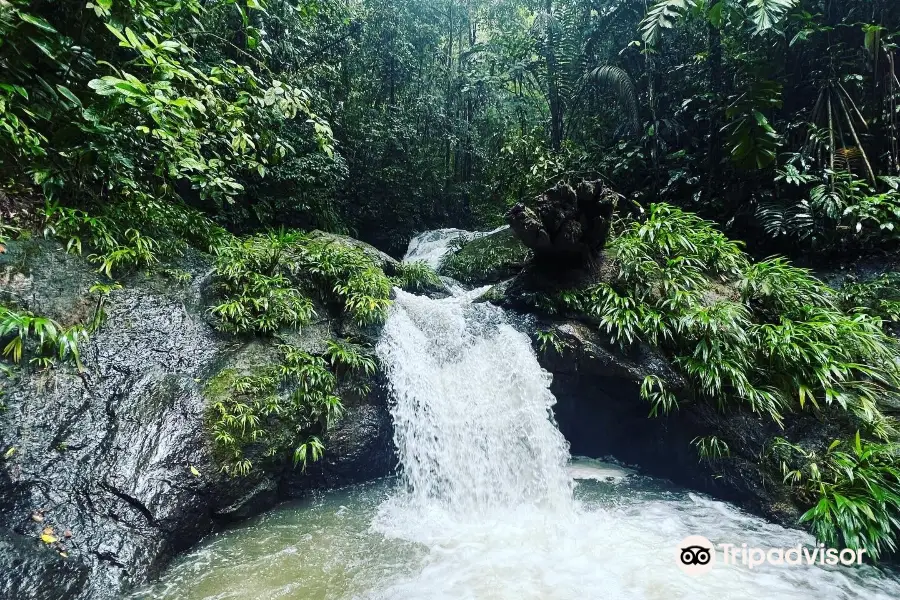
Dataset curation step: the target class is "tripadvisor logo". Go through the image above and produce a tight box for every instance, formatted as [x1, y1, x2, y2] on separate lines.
[675, 535, 866, 576]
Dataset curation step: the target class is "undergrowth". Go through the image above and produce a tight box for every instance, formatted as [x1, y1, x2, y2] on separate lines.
[772, 435, 900, 559]
[211, 230, 393, 334]
[300, 236, 392, 325]
[210, 231, 315, 334]
[0, 305, 88, 370]
[43, 199, 229, 276]
[394, 260, 442, 292]
[440, 228, 531, 283]
[539, 202, 900, 556]
[839, 273, 900, 329]
[553, 204, 899, 436]
[208, 340, 375, 476]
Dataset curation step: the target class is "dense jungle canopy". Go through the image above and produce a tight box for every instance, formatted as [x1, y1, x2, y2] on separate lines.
[1, 0, 899, 257]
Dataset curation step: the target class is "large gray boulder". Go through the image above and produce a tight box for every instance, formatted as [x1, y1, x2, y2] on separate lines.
[0, 239, 395, 600]
[307, 230, 402, 276]
[439, 227, 531, 284]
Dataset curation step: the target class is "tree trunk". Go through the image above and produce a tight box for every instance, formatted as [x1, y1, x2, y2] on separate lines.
[445, 0, 454, 179]
[545, 0, 562, 152]
[706, 19, 723, 200]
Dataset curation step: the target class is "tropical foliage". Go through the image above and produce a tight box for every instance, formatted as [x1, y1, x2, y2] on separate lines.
[551, 204, 899, 438]
[3, 0, 900, 561]
[536, 204, 900, 556]
[211, 230, 393, 334]
[0, 306, 88, 370]
[773, 434, 900, 559]
[208, 337, 378, 476]
[207, 344, 343, 476]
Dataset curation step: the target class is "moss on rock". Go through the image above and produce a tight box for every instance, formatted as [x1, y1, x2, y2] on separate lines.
[440, 227, 531, 284]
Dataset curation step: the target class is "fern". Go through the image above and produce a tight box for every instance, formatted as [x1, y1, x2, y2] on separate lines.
[773, 435, 900, 559]
[208, 345, 344, 477]
[0, 306, 88, 370]
[640, 0, 797, 46]
[725, 80, 783, 169]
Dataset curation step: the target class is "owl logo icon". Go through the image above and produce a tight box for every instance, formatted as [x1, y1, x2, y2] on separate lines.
[676, 536, 715, 575]
[680, 545, 711, 565]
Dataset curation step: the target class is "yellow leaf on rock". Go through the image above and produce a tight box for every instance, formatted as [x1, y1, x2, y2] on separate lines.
[40, 534, 58, 544]
[189, 465, 200, 477]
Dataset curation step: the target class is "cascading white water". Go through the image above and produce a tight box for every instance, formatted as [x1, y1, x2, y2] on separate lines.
[367, 264, 900, 600]
[375, 287, 573, 517]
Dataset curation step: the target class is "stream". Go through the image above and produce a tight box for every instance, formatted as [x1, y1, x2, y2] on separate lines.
[129, 230, 900, 600]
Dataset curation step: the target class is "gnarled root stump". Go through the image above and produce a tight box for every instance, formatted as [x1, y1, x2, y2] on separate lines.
[506, 179, 618, 266]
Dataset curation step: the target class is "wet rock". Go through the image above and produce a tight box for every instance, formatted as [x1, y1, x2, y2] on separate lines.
[212, 479, 279, 521]
[0, 239, 395, 600]
[0, 530, 90, 600]
[284, 378, 394, 493]
[525, 316, 805, 526]
[276, 299, 334, 355]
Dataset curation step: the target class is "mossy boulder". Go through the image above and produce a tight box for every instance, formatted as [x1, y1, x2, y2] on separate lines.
[307, 230, 401, 276]
[439, 227, 531, 285]
[0, 237, 395, 600]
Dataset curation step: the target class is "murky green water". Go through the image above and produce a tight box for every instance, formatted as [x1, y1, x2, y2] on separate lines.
[129, 461, 900, 600]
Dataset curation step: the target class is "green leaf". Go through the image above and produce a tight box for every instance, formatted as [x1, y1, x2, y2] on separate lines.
[640, 0, 696, 46]
[55, 85, 82, 108]
[114, 81, 147, 97]
[28, 37, 56, 60]
[17, 12, 57, 33]
[104, 23, 129, 44]
[707, 2, 724, 28]
[124, 27, 142, 49]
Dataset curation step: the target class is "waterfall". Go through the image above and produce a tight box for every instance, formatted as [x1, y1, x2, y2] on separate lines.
[375, 287, 573, 516]
[132, 237, 900, 600]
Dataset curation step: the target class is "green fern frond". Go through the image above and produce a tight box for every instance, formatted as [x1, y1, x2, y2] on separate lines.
[746, 0, 799, 34]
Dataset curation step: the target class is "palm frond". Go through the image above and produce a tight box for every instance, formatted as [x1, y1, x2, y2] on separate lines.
[583, 65, 640, 134]
[639, 0, 696, 46]
[746, 0, 799, 34]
